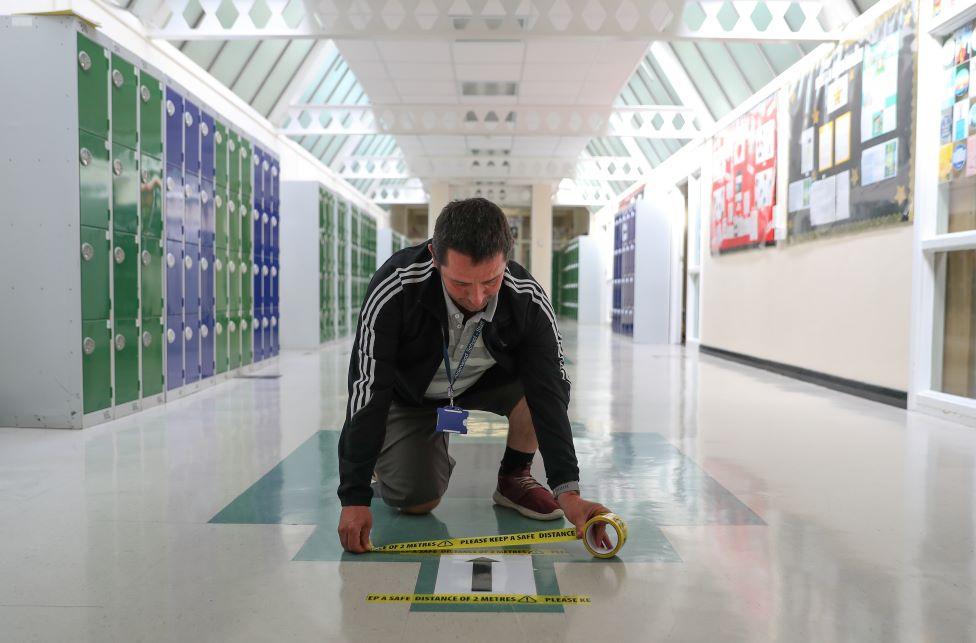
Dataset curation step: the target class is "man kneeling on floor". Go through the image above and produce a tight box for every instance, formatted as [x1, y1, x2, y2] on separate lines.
[337, 197, 612, 553]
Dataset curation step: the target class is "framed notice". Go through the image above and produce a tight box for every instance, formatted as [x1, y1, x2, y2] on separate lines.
[710, 95, 778, 254]
[786, 0, 917, 241]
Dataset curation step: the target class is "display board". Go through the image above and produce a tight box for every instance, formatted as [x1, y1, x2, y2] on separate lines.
[786, 0, 917, 241]
[710, 95, 778, 254]
[938, 16, 976, 185]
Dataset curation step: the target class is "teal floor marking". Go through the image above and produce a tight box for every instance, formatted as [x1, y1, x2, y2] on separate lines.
[211, 428, 763, 612]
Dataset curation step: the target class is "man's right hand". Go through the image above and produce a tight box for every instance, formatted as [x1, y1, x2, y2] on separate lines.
[338, 505, 373, 553]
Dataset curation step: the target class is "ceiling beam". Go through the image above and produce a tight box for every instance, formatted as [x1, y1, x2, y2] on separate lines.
[267, 39, 336, 126]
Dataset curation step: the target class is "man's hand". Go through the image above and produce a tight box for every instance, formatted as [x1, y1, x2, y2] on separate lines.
[338, 505, 373, 553]
[557, 492, 613, 551]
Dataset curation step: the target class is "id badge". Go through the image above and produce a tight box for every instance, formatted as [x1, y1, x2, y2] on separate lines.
[435, 406, 469, 435]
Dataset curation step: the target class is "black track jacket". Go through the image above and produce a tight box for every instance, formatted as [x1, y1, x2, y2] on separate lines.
[336, 241, 580, 506]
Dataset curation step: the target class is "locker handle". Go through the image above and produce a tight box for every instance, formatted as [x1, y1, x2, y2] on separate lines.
[240, 206, 247, 218]
[215, 132, 223, 144]
[113, 160, 123, 177]
[114, 334, 126, 351]
[184, 327, 193, 340]
[166, 99, 175, 117]
[141, 170, 149, 184]
[200, 257, 209, 272]
[167, 328, 176, 343]
[272, 166, 278, 177]
[81, 243, 95, 262]
[166, 252, 176, 268]
[229, 140, 236, 152]
[167, 177, 175, 191]
[215, 259, 222, 271]
[184, 112, 193, 127]
[228, 200, 236, 212]
[228, 261, 236, 273]
[229, 321, 236, 332]
[271, 317, 277, 327]
[253, 210, 260, 222]
[201, 191, 209, 205]
[261, 213, 269, 224]
[184, 256, 193, 269]
[79, 147, 92, 167]
[216, 323, 223, 335]
[262, 161, 269, 171]
[241, 320, 248, 330]
[140, 85, 151, 103]
[262, 265, 269, 277]
[83, 337, 96, 355]
[114, 247, 126, 264]
[252, 264, 259, 276]
[200, 122, 210, 137]
[200, 325, 209, 338]
[112, 69, 124, 88]
[78, 51, 92, 71]
[215, 195, 223, 208]
[142, 331, 152, 347]
[262, 318, 269, 329]
[184, 184, 192, 198]
[271, 267, 277, 277]
[141, 250, 151, 266]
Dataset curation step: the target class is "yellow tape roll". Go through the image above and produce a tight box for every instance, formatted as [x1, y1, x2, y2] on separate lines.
[581, 513, 628, 559]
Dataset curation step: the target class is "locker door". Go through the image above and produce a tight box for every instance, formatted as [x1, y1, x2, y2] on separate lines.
[271, 161, 279, 201]
[80, 226, 111, 321]
[215, 192, 228, 249]
[79, 131, 110, 229]
[110, 55, 138, 150]
[165, 239, 183, 318]
[271, 314, 279, 356]
[241, 316, 253, 365]
[112, 144, 139, 235]
[77, 34, 108, 138]
[262, 157, 273, 208]
[165, 166, 184, 242]
[82, 319, 112, 414]
[215, 314, 228, 374]
[240, 141, 253, 194]
[262, 316, 271, 361]
[215, 248, 228, 314]
[228, 132, 241, 193]
[184, 242, 200, 315]
[140, 235, 164, 319]
[200, 180, 215, 246]
[271, 214, 279, 254]
[166, 314, 183, 390]
[200, 244, 215, 320]
[228, 317, 241, 370]
[183, 100, 201, 176]
[140, 154, 164, 238]
[242, 198, 254, 258]
[253, 259, 264, 317]
[257, 210, 268, 263]
[165, 89, 183, 168]
[139, 72, 164, 159]
[184, 174, 201, 244]
[141, 317, 164, 398]
[253, 148, 265, 211]
[228, 258, 241, 312]
[113, 318, 139, 405]
[271, 258, 279, 315]
[201, 112, 215, 182]
[262, 261, 271, 316]
[184, 313, 200, 384]
[215, 122, 228, 187]
[200, 312, 214, 379]
[242, 260, 253, 314]
[229, 198, 242, 255]
[253, 316, 263, 362]
[112, 232, 139, 320]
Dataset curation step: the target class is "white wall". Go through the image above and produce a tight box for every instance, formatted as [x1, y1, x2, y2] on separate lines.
[280, 182, 320, 350]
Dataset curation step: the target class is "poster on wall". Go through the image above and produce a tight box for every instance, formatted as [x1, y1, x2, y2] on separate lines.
[786, 0, 916, 242]
[938, 17, 976, 185]
[710, 95, 777, 254]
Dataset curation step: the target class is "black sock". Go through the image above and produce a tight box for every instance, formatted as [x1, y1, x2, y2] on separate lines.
[499, 446, 534, 475]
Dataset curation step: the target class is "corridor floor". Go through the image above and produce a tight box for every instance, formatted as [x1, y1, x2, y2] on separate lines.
[1, 322, 974, 641]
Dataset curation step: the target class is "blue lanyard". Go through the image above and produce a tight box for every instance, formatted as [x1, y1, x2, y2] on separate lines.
[442, 318, 486, 405]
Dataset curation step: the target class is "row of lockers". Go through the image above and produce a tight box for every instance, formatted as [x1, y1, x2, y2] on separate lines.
[612, 204, 637, 336]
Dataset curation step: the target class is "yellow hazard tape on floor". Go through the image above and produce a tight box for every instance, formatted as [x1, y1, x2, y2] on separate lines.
[394, 547, 569, 556]
[370, 513, 627, 559]
[366, 593, 592, 605]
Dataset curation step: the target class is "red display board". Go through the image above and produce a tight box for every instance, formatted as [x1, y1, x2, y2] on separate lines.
[710, 95, 778, 254]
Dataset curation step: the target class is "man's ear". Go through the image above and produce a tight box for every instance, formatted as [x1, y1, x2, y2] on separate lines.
[428, 242, 439, 268]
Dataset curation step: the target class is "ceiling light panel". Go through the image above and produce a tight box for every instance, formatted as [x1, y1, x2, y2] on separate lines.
[460, 81, 519, 96]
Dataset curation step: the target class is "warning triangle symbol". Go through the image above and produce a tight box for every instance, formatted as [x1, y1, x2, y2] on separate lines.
[436, 540, 453, 548]
[517, 595, 538, 603]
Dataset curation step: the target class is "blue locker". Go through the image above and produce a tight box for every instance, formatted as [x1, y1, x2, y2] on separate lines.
[184, 173, 201, 243]
[253, 260, 264, 316]
[165, 166, 184, 242]
[200, 178, 215, 246]
[200, 243, 215, 319]
[184, 100, 201, 176]
[253, 319, 263, 362]
[166, 314, 183, 390]
[201, 112, 215, 181]
[185, 242, 201, 315]
[201, 311, 215, 379]
[165, 89, 183, 168]
[184, 313, 200, 384]
[271, 254, 279, 314]
[165, 239, 184, 318]
[262, 317, 271, 361]
[253, 147, 264, 211]
[270, 214, 279, 252]
[262, 260, 272, 316]
[271, 314, 279, 356]
[262, 156, 273, 208]
[271, 160, 279, 201]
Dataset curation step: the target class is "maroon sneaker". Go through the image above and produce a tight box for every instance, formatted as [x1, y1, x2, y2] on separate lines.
[493, 466, 564, 520]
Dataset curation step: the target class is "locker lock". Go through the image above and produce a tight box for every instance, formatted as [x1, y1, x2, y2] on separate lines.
[142, 331, 152, 347]
[201, 191, 209, 205]
[184, 112, 193, 127]
[215, 195, 222, 208]
[200, 324, 209, 339]
[81, 242, 95, 262]
[262, 161, 269, 172]
[184, 184, 192, 198]
[166, 100, 176, 117]
[271, 317, 277, 328]
[228, 321, 236, 332]
[253, 264, 260, 276]
[114, 334, 126, 351]
[240, 205, 247, 218]
[262, 318, 269, 329]
[271, 216, 277, 227]
[215, 132, 223, 144]
[113, 159, 123, 176]
[241, 148, 247, 159]
[254, 156, 259, 167]
[200, 257, 209, 272]
[141, 170, 149, 184]
[167, 328, 176, 343]
[271, 266, 277, 277]
[228, 261, 236, 273]
[262, 265, 269, 277]
[184, 327, 193, 341]
[78, 51, 92, 71]
[272, 166, 278, 177]
[184, 255, 193, 269]
[215, 259, 222, 271]
[253, 210, 260, 222]
[114, 246, 126, 264]
[79, 147, 92, 166]
[229, 140, 236, 152]
[140, 85, 151, 103]
[141, 250, 151, 266]
[166, 252, 176, 269]
[83, 337, 96, 355]
[215, 322, 223, 335]
[167, 177, 175, 192]
[241, 320, 248, 330]
[262, 213, 269, 224]
[228, 200, 235, 212]
[112, 69, 124, 88]
[200, 122, 210, 138]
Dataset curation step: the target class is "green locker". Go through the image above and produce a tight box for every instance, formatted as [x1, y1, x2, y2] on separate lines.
[112, 232, 139, 320]
[140, 154, 164, 237]
[80, 225, 111, 320]
[81, 319, 112, 414]
[215, 249, 228, 313]
[228, 133, 241, 193]
[215, 192, 228, 248]
[113, 318, 139, 405]
[228, 317, 241, 369]
[139, 71, 163, 159]
[79, 130, 110, 229]
[242, 192, 252, 256]
[241, 317, 252, 365]
[242, 260, 252, 311]
[112, 143, 139, 234]
[141, 317, 164, 398]
[140, 236, 164, 319]
[215, 314, 228, 374]
[77, 33, 108, 139]
[229, 259, 241, 311]
[110, 55, 138, 150]
[229, 197, 242, 254]
[215, 123, 228, 186]
[241, 141, 252, 193]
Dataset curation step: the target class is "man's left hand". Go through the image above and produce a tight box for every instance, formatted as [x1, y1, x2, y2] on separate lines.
[556, 492, 613, 550]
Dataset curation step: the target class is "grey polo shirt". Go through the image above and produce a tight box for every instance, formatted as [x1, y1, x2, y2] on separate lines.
[424, 280, 498, 400]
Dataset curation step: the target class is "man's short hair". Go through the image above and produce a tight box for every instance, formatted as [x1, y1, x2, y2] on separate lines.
[431, 197, 514, 265]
